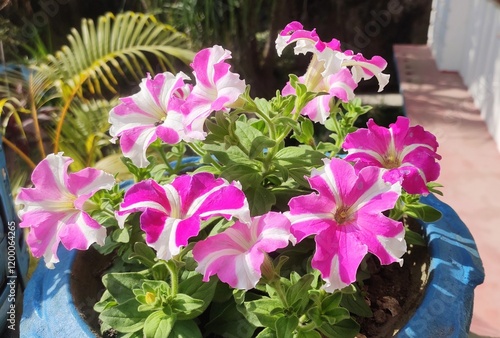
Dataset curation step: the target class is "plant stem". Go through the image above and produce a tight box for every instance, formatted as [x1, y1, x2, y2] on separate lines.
[296, 317, 317, 332]
[270, 278, 288, 308]
[2, 137, 36, 169]
[53, 79, 85, 154]
[28, 74, 46, 160]
[165, 260, 178, 296]
[188, 142, 222, 172]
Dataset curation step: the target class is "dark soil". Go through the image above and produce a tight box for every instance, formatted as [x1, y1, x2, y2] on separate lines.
[70, 247, 114, 337]
[354, 218, 430, 338]
[71, 218, 429, 338]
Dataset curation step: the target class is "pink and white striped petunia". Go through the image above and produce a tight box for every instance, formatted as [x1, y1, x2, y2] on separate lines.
[276, 21, 390, 92]
[15, 153, 115, 268]
[276, 21, 343, 77]
[109, 72, 192, 167]
[343, 116, 441, 195]
[192, 212, 294, 290]
[117, 173, 250, 260]
[341, 51, 390, 92]
[286, 158, 405, 292]
[183, 46, 246, 140]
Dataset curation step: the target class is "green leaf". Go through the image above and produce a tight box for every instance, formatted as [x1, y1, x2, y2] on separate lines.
[275, 315, 299, 338]
[243, 298, 283, 327]
[274, 146, 325, 168]
[253, 97, 272, 115]
[168, 320, 202, 338]
[256, 327, 278, 338]
[94, 290, 116, 313]
[322, 307, 351, 325]
[120, 332, 143, 338]
[99, 299, 149, 333]
[235, 120, 265, 153]
[405, 203, 442, 222]
[221, 163, 262, 189]
[321, 293, 342, 312]
[427, 182, 444, 196]
[171, 293, 204, 319]
[205, 144, 258, 167]
[204, 298, 256, 338]
[340, 287, 372, 317]
[296, 330, 322, 338]
[249, 135, 276, 159]
[143, 310, 175, 338]
[285, 274, 314, 312]
[319, 318, 360, 338]
[177, 273, 217, 319]
[246, 185, 276, 216]
[294, 118, 315, 144]
[405, 227, 426, 246]
[103, 272, 146, 304]
[129, 242, 157, 268]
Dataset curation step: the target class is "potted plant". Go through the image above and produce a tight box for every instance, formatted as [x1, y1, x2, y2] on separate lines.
[17, 21, 484, 337]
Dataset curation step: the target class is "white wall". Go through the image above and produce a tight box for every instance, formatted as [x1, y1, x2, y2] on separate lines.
[428, 0, 500, 152]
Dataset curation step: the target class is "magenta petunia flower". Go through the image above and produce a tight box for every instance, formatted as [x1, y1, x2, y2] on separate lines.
[286, 158, 405, 292]
[15, 153, 115, 268]
[109, 72, 192, 167]
[192, 212, 294, 290]
[343, 116, 441, 195]
[117, 173, 250, 260]
[183, 45, 246, 140]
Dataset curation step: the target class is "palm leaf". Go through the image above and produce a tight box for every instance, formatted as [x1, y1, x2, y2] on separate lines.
[44, 11, 195, 96]
[53, 98, 119, 170]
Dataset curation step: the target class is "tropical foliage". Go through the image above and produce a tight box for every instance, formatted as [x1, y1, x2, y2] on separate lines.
[0, 11, 195, 187]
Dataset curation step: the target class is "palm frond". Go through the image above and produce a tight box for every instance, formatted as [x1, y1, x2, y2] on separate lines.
[44, 11, 195, 96]
[53, 98, 120, 170]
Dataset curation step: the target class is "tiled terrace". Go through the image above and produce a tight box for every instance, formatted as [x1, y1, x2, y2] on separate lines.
[394, 44, 500, 338]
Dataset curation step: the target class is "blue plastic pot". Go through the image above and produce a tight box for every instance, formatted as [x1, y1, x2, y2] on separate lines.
[1, 141, 30, 336]
[20, 194, 484, 337]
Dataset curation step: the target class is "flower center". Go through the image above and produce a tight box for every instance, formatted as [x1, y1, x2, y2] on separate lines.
[154, 117, 166, 127]
[304, 54, 326, 91]
[334, 206, 351, 225]
[384, 154, 401, 168]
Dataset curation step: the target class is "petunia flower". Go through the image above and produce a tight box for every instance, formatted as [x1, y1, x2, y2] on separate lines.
[275, 21, 343, 77]
[183, 45, 246, 140]
[117, 173, 250, 260]
[341, 51, 390, 92]
[109, 71, 192, 167]
[15, 153, 115, 268]
[286, 158, 405, 292]
[343, 116, 441, 195]
[276, 21, 390, 93]
[192, 212, 294, 290]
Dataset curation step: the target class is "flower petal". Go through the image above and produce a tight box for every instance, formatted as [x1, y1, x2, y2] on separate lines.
[343, 117, 441, 194]
[58, 212, 107, 250]
[184, 46, 245, 139]
[193, 212, 292, 289]
[15, 153, 113, 268]
[172, 173, 250, 223]
[109, 72, 190, 167]
[15, 153, 71, 209]
[312, 226, 367, 291]
[140, 208, 183, 260]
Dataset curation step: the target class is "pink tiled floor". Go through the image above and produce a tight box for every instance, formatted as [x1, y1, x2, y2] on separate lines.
[394, 45, 500, 338]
